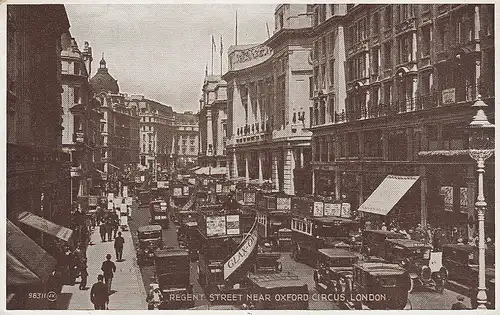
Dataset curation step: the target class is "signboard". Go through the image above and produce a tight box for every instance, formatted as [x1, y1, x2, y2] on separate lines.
[341, 202, 351, 218]
[313, 201, 324, 217]
[332, 203, 342, 217]
[157, 181, 169, 189]
[226, 215, 240, 235]
[206, 216, 226, 237]
[230, 184, 236, 191]
[276, 197, 291, 211]
[88, 196, 98, 207]
[224, 226, 258, 280]
[120, 204, 128, 215]
[216, 184, 222, 193]
[188, 178, 196, 185]
[107, 200, 113, 210]
[114, 198, 122, 208]
[244, 191, 256, 205]
[107, 193, 114, 202]
[442, 88, 456, 105]
[125, 197, 133, 206]
[324, 203, 335, 216]
[173, 187, 182, 197]
[135, 176, 141, 183]
[141, 175, 145, 182]
[182, 186, 190, 196]
[122, 186, 128, 198]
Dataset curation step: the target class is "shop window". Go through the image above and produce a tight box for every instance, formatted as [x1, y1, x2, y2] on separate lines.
[440, 186, 454, 211]
[347, 132, 359, 157]
[442, 123, 467, 150]
[388, 130, 408, 160]
[421, 26, 431, 57]
[459, 187, 468, 213]
[364, 130, 382, 157]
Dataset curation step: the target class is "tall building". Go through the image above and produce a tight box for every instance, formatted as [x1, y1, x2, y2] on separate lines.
[90, 56, 140, 181]
[224, 4, 314, 195]
[60, 34, 103, 208]
[171, 111, 199, 170]
[198, 75, 228, 168]
[309, 4, 494, 236]
[125, 94, 174, 172]
[7, 5, 72, 230]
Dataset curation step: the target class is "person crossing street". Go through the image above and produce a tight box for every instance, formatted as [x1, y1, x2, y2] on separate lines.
[101, 254, 116, 293]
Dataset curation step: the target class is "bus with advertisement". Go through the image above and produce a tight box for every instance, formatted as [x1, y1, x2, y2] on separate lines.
[255, 191, 292, 250]
[150, 200, 169, 228]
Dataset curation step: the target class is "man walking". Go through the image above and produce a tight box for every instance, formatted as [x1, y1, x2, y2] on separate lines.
[114, 231, 125, 261]
[99, 221, 106, 242]
[90, 275, 109, 309]
[79, 259, 88, 290]
[101, 254, 116, 293]
[106, 219, 113, 242]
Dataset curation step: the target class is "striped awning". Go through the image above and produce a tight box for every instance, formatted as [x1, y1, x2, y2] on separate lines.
[18, 212, 73, 242]
[358, 175, 420, 216]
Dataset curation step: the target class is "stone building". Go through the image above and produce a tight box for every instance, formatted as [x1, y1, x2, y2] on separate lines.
[171, 111, 199, 170]
[309, 4, 494, 235]
[198, 75, 228, 168]
[125, 94, 174, 172]
[7, 4, 72, 232]
[224, 4, 314, 195]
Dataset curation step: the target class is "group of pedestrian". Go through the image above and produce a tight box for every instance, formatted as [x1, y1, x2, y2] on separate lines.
[99, 215, 120, 242]
[89, 253, 119, 310]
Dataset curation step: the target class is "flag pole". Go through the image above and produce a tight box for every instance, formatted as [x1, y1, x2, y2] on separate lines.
[235, 10, 238, 45]
[220, 35, 223, 76]
[211, 35, 214, 75]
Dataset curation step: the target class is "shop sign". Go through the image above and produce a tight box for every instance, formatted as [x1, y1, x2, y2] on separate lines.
[442, 88, 456, 105]
[224, 226, 258, 279]
[313, 201, 324, 217]
[157, 181, 169, 189]
[226, 214, 240, 235]
[341, 202, 351, 218]
[173, 187, 182, 197]
[88, 196, 98, 207]
[206, 215, 226, 236]
[276, 197, 291, 210]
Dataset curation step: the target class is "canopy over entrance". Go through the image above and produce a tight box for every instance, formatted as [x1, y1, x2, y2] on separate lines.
[7, 221, 56, 286]
[18, 211, 73, 242]
[358, 175, 419, 216]
[194, 166, 227, 175]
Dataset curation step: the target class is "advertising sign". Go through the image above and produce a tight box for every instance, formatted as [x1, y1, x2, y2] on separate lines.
[442, 88, 456, 105]
[331, 203, 342, 217]
[276, 197, 291, 211]
[114, 198, 122, 208]
[188, 178, 196, 185]
[341, 203, 351, 218]
[122, 186, 128, 198]
[125, 197, 133, 206]
[224, 226, 258, 280]
[206, 216, 226, 237]
[226, 215, 240, 235]
[157, 181, 169, 189]
[244, 191, 256, 205]
[88, 196, 98, 207]
[107, 200, 113, 210]
[173, 187, 182, 197]
[182, 186, 190, 196]
[107, 193, 114, 202]
[141, 175, 145, 182]
[216, 184, 222, 193]
[120, 204, 128, 215]
[135, 176, 141, 183]
[313, 201, 324, 217]
[323, 203, 335, 216]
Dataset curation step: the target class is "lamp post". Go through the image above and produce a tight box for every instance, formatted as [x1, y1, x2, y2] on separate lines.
[467, 95, 494, 310]
[208, 146, 213, 177]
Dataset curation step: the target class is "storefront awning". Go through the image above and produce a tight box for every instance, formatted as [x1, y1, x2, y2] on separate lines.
[7, 221, 56, 286]
[194, 166, 227, 175]
[358, 175, 420, 216]
[18, 211, 73, 242]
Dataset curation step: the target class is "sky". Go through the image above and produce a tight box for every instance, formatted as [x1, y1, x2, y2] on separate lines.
[65, 4, 275, 113]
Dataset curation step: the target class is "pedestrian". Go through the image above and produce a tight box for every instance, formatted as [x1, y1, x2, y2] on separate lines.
[101, 254, 116, 293]
[114, 231, 125, 261]
[99, 221, 106, 242]
[451, 295, 468, 310]
[79, 260, 88, 290]
[381, 222, 387, 231]
[106, 219, 113, 242]
[146, 283, 163, 310]
[90, 275, 109, 310]
[112, 216, 119, 239]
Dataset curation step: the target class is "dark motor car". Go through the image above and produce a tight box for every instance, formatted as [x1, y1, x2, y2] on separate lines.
[352, 262, 411, 310]
[441, 244, 495, 309]
[313, 248, 359, 294]
[385, 239, 445, 293]
[154, 248, 194, 309]
[136, 225, 163, 265]
[361, 229, 406, 258]
[177, 221, 200, 261]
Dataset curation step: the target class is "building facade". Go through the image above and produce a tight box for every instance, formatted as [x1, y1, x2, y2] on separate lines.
[224, 4, 314, 195]
[171, 111, 199, 170]
[61, 34, 104, 207]
[310, 4, 494, 236]
[7, 5, 72, 231]
[125, 95, 174, 173]
[198, 75, 228, 168]
[90, 57, 140, 182]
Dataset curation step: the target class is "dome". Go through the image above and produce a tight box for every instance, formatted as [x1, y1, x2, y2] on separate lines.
[90, 54, 119, 94]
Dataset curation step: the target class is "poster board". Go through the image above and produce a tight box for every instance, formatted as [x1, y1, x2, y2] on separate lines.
[244, 191, 256, 205]
[206, 216, 226, 236]
[216, 184, 222, 193]
[341, 203, 351, 218]
[188, 178, 196, 185]
[125, 197, 133, 206]
[323, 203, 335, 216]
[88, 196, 98, 207]
[182, 186, 190, 196]
[157, 181, 169, 189]
[226, 215, 240, 235]
[173, 187, 182, 197]
[122, 186, 128, 198]
[276, 197, 291, 211]
[313, 202, 324, 217]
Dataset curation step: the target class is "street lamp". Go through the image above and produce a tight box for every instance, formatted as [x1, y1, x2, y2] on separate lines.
[467, 95, 494, 310]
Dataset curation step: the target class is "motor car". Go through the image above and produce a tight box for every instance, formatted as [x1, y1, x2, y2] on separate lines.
[313, 248, 359, 293]
[361, 229, 406, 258]
[352, 262, 411, 310]
[154, 248, 194, 309]
[136, 225, 163, 265]
[441, 244, 495, 308]
[385, 238, 445, 293]
[177, 221, 200, 261]
[252, 250, 282, 273]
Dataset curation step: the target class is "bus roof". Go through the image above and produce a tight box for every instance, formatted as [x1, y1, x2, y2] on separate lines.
[138, 225, 162, 233]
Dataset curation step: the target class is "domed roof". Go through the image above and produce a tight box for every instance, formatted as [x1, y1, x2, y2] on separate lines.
[90, 54, 119, 94]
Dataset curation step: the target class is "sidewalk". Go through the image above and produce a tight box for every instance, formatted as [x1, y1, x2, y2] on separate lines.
[59, 225, 147, 310]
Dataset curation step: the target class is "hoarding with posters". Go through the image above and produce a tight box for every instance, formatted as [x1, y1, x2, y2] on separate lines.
[313, 201, 324, 217]
[206, 216, 226, 236]
[226, 215, 240, 235]
[224, 226, 258, 280]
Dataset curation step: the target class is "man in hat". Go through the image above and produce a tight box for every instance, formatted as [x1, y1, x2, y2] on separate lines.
[101, 254, 116, 293]
[90, 275, 109, 309]
[451, 295, 468, 310]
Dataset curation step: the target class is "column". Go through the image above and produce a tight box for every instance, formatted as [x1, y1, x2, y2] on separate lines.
[232, 151, 238, 178]
[466, 164, 476, 240]
[357, 171, 364, 208]
[206, 109, 213, 156]
[300, 148, 304, 168]
[334, 169, 341, 199]
[474, 5, 481, 97]
[283, 148, 295, 195]
[419, 166, 427, 227]
[245, 152, 249, 184]
[272, 151, 280, 191]
[364, 89, 370, 118]
[258, 151, 263, 184]
[412, 31, 417, 62]
[412, 76, 418, 111]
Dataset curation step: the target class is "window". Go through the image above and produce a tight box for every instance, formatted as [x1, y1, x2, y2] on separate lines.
[322, 36, 327, 57]
[101, 149, 107, 159]
[442, 123, 467, 150]
[364, 130, 382, 157]
[398, 34, 413, 64]
[421, 71, 433, 96]
[314, 41, 319, 60]
[329, 32, 335, 52]
[313, 66, 319, 90]
[321, 136, 328, 162]
[372, 47, 380, 75]
[329, 59, 335, 85]
[420, 4, 430, 13]
[437, 22, 446, 52]
[384, 41, 392, 69]
[74, 86, 80, 104]
[373, 12, 380, 34]
[74, 62, 80, 75]
[143, 134, 146, 141]
[388, 130, 408, 161]
[320, 64, 326, 89]
[328, 136, 335, 161]
[347, 132, 359, 157]
[339, 134, 346, 157]
[421, 26, 431, 57]
[385, 6, 393, 29]
[459, 187, 468, 213]
[309, 77, 314, 98]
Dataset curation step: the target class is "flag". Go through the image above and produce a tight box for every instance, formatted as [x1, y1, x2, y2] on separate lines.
[212, 35, 216, 53]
